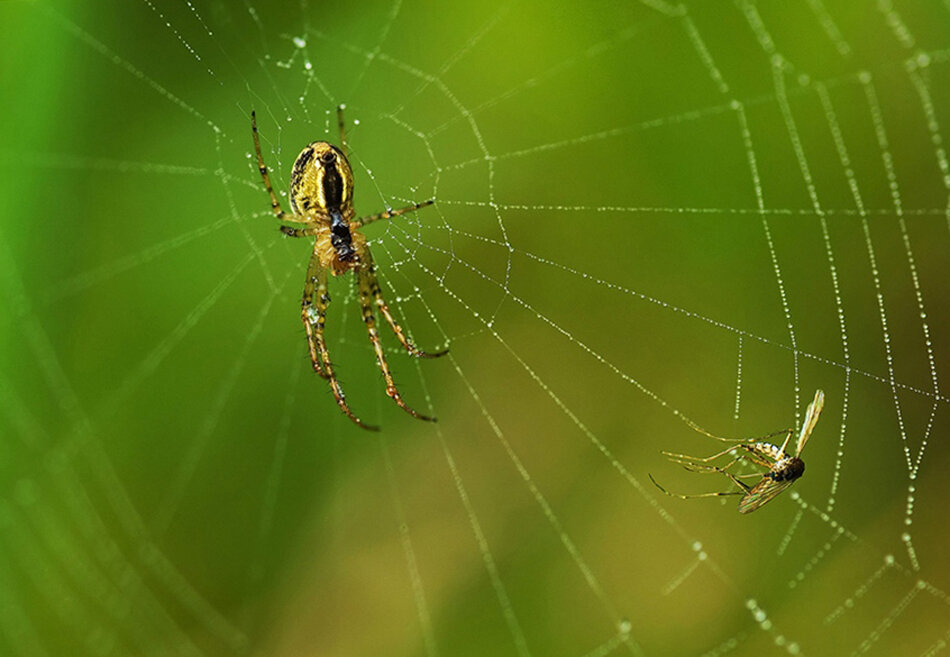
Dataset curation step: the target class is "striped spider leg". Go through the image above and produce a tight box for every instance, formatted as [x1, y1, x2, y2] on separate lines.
[252, 106, 446, 430]
[650, 389, 825, 513]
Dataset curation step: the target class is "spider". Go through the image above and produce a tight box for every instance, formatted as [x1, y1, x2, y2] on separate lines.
[251, 106, 446, 431]
[649, 389, 825, 513]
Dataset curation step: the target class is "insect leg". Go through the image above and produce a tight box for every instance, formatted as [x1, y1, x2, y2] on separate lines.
[740, 443, 784, 468]
[649, 473, 749, 500]
[676, 455, 744, 474]
[678, 459, 769, 480]
[662, 445, 742, 465]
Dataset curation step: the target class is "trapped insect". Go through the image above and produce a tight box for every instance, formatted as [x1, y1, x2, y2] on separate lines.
[650, 389, 825, 513]
[251, 106, 446, 431]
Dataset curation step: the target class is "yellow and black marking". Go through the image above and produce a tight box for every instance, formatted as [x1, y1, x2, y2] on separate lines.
[289, 142, 354, 214]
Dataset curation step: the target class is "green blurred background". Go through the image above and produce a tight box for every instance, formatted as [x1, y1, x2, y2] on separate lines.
[3, 0, 950, 655]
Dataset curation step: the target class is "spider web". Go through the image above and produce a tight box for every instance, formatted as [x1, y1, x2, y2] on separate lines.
[3, 0, 950, 655]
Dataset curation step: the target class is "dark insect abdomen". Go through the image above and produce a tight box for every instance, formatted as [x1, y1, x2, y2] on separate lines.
[770, 457, 805, 482]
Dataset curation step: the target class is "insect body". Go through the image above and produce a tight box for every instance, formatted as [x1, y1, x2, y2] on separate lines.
[650, 389, 825, 513]
[252, 107, 446, 431]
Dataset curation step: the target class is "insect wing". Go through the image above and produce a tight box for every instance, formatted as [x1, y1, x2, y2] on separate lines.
[737, 476, 794, 513]
[795, 389, 825, 456]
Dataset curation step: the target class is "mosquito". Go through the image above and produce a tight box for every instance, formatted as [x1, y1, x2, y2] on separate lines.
[650, 389, 825, 513]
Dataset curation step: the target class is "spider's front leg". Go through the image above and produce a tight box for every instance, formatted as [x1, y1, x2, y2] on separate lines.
[355, 248, 437, 422]
[251, 111, 311, 225]
[301, 253, 379, 431]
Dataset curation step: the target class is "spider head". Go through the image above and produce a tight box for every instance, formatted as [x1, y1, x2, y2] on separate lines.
[289, 141, 354, 216]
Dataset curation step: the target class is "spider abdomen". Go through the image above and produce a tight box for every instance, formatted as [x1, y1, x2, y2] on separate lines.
[289, 141, 354, 216]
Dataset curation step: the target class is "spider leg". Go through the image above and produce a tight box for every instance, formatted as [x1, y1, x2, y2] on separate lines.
[337, 104, 349, 156]
[280, 225, 319, 238]
[649, 473, 749, 501]
[358, 249, 447, 359]
[251, 110, 309, 224]
[300, 250, 328, 379]
[355, 200, 434, 228]
[355, 254, 436, 422]
[305, 262, 379, 431]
